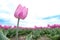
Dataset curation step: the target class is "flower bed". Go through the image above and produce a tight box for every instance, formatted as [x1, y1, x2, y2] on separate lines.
[0, 24, 60, 40]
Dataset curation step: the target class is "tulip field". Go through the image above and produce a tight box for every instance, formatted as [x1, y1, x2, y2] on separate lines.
[0, 3, 60, 40]
[0, 24, 60, 40]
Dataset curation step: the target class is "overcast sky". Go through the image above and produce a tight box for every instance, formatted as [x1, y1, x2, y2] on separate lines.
[0, 0, 60, 28]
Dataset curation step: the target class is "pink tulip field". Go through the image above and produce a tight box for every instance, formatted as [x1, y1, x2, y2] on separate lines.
[0, 24, 60, 40]
[0, 4, 60, 40]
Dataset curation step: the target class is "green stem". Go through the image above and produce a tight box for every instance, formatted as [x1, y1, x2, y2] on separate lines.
[16, 18, 20, 40]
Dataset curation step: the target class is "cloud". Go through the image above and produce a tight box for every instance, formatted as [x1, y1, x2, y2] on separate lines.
[42, 15, 60, 20]
[0, 10, 9, 13]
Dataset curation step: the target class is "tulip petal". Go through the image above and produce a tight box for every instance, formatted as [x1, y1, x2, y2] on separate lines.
[21, 7, 28, 19]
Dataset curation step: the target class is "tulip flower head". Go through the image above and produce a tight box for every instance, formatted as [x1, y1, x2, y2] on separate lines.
[14, 4, 28, 40]
[14, 4, 28, 19]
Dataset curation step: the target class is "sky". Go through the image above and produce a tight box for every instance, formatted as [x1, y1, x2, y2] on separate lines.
[0, 0, 60, 28]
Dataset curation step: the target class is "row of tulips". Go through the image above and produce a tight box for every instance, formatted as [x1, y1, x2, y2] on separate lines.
[0, 24, 60, 30]
[0, 24, 60, 40]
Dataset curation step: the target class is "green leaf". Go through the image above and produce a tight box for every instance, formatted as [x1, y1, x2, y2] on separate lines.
[26, 33, 32, 40]
[0, 30, 10, 40]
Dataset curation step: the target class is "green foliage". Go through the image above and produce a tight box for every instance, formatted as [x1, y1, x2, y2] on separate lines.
[1, 28, 60, 40]
[32, 30, 41, 39]
[0, 30, 10, 40]
[26, 32, 32, 40]
[47, 35, 60, 40]
[18, 29, 31, 35]
[2, 29, 9, 36]
[7, 29, 16, 38]
[52, 35, 60, 40]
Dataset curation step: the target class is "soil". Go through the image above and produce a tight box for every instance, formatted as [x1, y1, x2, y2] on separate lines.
[37, 36, 51, 40]
[10, 36, 51, 40]
[10, 36, 26, 40]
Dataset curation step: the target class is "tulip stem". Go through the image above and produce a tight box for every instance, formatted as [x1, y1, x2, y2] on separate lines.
[16, 18, 20, 40]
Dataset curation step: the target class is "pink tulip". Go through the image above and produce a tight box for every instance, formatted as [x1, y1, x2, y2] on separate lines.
[34, 26, 42, 29]
[3, 25, 11, 30]
[14, 4, 28, 19]
[14, 4, 28, 40]
[0, 25, 3, 29]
